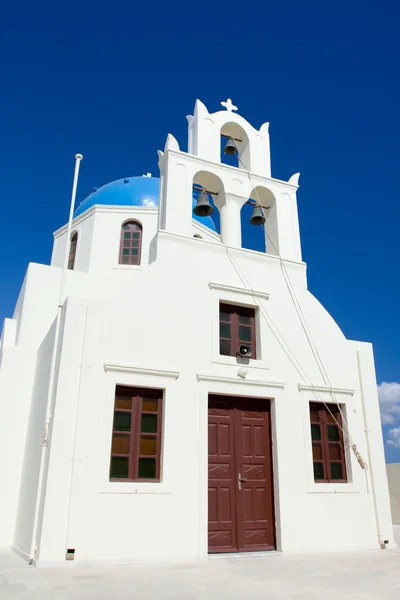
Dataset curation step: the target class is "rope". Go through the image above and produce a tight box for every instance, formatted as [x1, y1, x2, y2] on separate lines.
[221, 142, 367, 469]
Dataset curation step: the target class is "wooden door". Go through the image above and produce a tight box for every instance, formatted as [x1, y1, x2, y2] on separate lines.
[208, 396, 237, 551]
[208, 395, 275, 553]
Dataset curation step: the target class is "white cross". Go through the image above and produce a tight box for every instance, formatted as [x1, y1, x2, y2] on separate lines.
[142, 172, 152, 177]
[221, 98, 238, 112]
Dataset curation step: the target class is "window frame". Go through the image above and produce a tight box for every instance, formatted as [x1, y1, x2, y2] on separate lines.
[110, 386, 163, 482]
[219, 302, 257, 359]
[119, 220, 143, 266]
[310, 402, 347, 483]
[68, 232, 78, 270]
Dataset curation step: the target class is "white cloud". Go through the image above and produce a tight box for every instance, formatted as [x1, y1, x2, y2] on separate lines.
[387, 428, 400, 449]
[377, 382, 400, 426]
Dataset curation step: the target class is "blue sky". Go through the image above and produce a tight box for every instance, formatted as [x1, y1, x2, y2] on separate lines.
[0, 2, 399, 459]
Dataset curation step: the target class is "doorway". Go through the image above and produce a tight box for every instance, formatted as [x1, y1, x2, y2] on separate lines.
[208, 394, 275, 552]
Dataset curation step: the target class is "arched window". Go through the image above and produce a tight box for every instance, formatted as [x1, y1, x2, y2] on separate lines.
[119, 221, 142, 265]
[68, 232, 78, 270]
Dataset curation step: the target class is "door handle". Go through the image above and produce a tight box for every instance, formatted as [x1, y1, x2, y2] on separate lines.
[238, 473, 248, 490]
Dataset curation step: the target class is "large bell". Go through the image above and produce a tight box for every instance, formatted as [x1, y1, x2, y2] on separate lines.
[249, 205, 266, 226]
[223, 137, 237, 155]
[193, 191, 214, 217]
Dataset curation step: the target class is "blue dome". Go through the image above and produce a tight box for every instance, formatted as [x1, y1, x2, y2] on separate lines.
[74, 176, 217, 232]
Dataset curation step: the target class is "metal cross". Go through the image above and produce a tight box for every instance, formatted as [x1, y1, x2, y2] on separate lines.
[221, 98, 238, 112]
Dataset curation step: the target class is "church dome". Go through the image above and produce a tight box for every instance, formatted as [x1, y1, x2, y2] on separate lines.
[74, 176, 217, 232]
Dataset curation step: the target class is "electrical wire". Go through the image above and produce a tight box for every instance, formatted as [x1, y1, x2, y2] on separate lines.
[221, 142, 367, 469]
[223, 240, 353, 443]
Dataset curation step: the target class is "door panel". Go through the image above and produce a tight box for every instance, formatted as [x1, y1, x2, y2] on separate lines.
[208, 395, 275, 553]
[208, 397, 237, 552]
[236, 401, 275, 551]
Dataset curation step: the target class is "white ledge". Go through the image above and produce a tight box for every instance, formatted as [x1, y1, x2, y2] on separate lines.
[53, 206, 158, 236]
[104, 362, 179, 379]
[167, 148, 300, 190]
[208, 282, 270, 300]
[298, 384, 355, 396]
[197, 372, 284, 388]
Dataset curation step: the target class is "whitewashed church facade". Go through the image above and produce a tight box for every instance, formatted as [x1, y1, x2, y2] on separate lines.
[0, 99, 395, 566]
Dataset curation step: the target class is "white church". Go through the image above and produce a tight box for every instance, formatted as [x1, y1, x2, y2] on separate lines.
[0, 99, 395, 566]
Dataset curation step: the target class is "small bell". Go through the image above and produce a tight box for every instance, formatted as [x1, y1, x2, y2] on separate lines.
[193, 190, 214, 217]
[249, 205, 266, 226]
[223, 137, 237, 155]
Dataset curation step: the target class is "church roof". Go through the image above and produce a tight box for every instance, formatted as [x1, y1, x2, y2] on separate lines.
[74, 175, 217, 232]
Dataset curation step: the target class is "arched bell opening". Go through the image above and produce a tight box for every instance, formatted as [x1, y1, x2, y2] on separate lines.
[240, 202, 266, 253]
[220, 122, 249, 169]
[192, 170, 224, 234]
[242, 186, 277, 255]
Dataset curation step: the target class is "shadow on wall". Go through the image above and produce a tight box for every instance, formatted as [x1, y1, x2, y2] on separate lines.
[393, 525, 400, 547]
[149, 234, 158, 265]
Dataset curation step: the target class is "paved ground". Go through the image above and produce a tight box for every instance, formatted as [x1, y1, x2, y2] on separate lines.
[1, 548, 400, 600]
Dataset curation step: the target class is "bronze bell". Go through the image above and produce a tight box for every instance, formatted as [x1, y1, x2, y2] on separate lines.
[223, 137, 237, 155]
[193, 190, 214, 217]
[249, 205, 266, 226]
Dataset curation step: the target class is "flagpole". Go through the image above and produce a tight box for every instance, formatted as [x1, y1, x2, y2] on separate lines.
[59, 153, 83, 306]
[29, 153, 83, 564]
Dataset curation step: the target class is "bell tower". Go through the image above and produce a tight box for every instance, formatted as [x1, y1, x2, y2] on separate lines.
[157, 99, 302, 262]
[187, 98, 271, 176]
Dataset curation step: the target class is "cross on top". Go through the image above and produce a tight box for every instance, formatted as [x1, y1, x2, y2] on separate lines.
[221, 98, 238, 112]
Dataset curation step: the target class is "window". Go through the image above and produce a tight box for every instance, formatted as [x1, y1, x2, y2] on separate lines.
[119, 221, 142, 265]
[310, 403, 347, 483]
[219, 303, 256, 358]
[110, 386, 163, 481]
[68, 232, 78, 270]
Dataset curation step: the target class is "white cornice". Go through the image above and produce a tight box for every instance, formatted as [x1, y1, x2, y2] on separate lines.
[197, 372, 284, 388]
[95, 206, 158, 216]
[158, 230, 306, 267]
[208, 282, 269, 300]
[54, 204, 221, 241]
[165, 148, 299, 190]
[104, 362, 179, 379]
[192, 220, 221, 241]
[53, 206, 158, 237]
[298, 384, 355, 396]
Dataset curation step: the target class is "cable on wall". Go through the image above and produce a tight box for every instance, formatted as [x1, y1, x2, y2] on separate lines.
[222, 146, 368, 470]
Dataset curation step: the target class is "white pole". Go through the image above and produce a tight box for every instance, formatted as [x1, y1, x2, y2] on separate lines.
[29, 153, 83, 564]
[59, 153, 83, 306]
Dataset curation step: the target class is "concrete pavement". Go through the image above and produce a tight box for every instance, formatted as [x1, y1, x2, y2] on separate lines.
[1, 547, 400, 599]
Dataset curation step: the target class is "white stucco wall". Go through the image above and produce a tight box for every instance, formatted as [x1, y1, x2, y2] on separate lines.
[13, 322, 57, 557]
[0, 100, 393, 565]
[0, 318, 17, 368]
[3, 227, 387, 565]
[0, 345, 36, 546]
[51, 206, 219, 276]
[1, 218, 394, 564]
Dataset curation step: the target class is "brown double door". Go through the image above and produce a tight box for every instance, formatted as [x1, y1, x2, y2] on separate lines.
[208, 395, 275, 553]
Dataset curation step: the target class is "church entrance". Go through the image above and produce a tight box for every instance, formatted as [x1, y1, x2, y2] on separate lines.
[208, 394, 275, 553]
